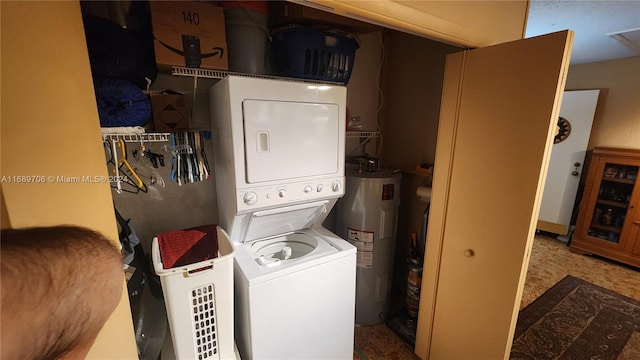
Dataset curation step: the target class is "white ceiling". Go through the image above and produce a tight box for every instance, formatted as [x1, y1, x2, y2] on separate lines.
[526, 0, 640, 65]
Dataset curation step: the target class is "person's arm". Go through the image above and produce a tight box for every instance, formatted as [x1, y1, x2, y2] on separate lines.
[1, 225, 124, 360]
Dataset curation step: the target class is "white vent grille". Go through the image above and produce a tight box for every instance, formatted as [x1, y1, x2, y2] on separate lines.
[191, 284, 218, 360]
[608, 27, 640, 55]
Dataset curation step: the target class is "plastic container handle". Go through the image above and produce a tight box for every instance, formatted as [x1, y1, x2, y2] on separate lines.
[151, 237, 164, 273]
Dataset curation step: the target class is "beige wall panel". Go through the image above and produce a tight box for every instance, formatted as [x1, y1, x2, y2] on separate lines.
[566, 57, 640, 150]
[296, 0, 528, 47]
[416, 31, 573, 359]
[345, 31, 385, 157]
[0, 1, 137, 359]
[381, 32, 460, 170]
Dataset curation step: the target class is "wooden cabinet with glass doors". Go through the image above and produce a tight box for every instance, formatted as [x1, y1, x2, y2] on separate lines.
[571, 147, 640, 268]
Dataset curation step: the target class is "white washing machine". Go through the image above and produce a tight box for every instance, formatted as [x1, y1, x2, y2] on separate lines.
[209, 76, 357, 360]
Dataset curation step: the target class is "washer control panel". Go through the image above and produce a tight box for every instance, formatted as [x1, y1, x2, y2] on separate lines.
[237, 177, 344, 211]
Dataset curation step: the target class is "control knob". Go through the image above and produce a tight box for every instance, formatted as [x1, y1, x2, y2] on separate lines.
[316, 184, 324, 192]
[303, 185, 313, 193]
[243, 192, 258, 205]
[278, 189, 286, 198]
[331, 181, 342, 192]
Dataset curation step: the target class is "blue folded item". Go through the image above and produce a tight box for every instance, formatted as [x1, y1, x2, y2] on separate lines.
[94, 78, 151, 127]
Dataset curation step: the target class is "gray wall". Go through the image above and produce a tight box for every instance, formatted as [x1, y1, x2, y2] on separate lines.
[113, 74, 219, 252]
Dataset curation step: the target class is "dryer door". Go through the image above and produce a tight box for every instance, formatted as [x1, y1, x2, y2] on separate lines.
[242, 100, 340, 183]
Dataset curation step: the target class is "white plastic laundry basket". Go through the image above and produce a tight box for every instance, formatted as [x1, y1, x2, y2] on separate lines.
[152, 226, 234, 360]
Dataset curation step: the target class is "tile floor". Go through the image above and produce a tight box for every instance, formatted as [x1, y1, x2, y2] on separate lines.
[520, 233, 640, 308]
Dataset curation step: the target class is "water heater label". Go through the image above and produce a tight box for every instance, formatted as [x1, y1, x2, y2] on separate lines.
[382, 184, 394, 200]
[347, 228, 374, 268]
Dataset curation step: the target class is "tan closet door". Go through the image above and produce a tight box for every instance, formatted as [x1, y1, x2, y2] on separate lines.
[416, 31, 573, 359]
[1, 2, 137, 359]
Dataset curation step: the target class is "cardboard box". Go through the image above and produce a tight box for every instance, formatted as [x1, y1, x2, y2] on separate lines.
[150, 1, 228, 71]
[150, 93, 190, 132]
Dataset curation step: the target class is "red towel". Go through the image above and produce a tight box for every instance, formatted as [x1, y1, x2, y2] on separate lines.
[157, 224, 219, 269]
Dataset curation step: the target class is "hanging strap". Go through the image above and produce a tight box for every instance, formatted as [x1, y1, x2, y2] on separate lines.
[114, 205, 131, 239]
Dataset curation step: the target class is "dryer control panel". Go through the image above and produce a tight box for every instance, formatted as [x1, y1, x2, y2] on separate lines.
[236, 177, 344, 212]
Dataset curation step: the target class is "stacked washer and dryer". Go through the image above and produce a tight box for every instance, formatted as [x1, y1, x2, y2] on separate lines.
[209, 76, 357, 360]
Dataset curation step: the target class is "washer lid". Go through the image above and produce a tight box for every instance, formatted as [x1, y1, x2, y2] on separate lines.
[242, 200, 330, 243]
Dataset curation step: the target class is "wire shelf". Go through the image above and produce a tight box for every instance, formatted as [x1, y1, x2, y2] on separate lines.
[346, 131, 380, 138]
[102, 133, 171, 143]
[171, 67, 229, 79]
[171, 67, 343, 85]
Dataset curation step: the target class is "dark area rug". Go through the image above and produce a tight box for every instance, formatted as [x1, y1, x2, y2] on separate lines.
[511, 275, 640, 360]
